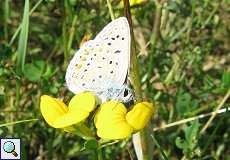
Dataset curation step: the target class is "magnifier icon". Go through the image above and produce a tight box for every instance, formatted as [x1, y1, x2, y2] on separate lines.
[3, 141, 18, 157]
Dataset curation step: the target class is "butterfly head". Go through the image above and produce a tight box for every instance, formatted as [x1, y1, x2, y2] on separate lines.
[96, 85, 134, 104]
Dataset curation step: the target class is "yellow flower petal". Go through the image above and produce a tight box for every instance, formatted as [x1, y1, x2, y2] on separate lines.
[120, 0, 146, 7]
[68, 92, 96, 112]
[126, 102, 154, 130]
[40, 95, 68, 128]
[130, 0, 146, 6]
[53, 111, 89, 128]
[94, 101, 133, 140]
[40, 92, 97, 128]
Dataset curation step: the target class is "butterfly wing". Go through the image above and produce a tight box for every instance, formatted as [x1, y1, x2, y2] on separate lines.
[65, 17, 131, 98]
[65, 40, 110, 93]
[94, 17, 130, 87]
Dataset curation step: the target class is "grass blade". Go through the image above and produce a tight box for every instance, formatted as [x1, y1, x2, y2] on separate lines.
[16, 0, 30, 74]
[0, 119, 38, 128]
[9, 0, 43, 46]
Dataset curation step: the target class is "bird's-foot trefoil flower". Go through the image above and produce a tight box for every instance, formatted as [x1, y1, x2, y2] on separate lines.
[40, 92, 96, 139]
[40, 91, 154, 140]
[94, 100, 154, 140]
[120, 0, 146, 7]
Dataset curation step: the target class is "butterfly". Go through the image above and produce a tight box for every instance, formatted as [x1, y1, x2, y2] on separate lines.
[65, 17, 133, 103]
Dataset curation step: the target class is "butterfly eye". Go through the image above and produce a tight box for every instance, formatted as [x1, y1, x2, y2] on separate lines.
[108, 43, 111, 45]
[111, 37, 115, 40]
[116, 35, 119, 38]
[110, 71, 113, 74]
[109, 61, 112, 64]
[122, 37, 124, 40]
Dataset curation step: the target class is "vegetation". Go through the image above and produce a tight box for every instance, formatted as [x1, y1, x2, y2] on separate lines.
[0, 0, 229, 159]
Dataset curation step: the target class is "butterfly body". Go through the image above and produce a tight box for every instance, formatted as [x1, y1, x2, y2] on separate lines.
[65, 17, 133, 102]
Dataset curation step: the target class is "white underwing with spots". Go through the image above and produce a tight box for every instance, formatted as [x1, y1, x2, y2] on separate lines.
[65, 17, 133, 102]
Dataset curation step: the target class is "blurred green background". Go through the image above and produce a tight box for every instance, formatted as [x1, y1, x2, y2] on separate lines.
[0, 0, 230, 159]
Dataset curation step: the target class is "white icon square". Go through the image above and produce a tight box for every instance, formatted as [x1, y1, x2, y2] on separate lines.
[0, 138, 21, 160]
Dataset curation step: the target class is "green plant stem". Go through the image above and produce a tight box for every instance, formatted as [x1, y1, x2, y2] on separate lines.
[200, 89, 230, 133]
[3, 0, 9, 41]
[150, 1, 162, 46]
[147, 1, 163, 81]
[202, 115, 224, 154]
[201, 2, 220, 29]
[62, 1, 69, 68]
[186, 0, 196, 41]
[106, 0, 115, 20]
[150, 134, 168, 160]
[67, 15, 77, 53]
[97, 145, 103, 160]
[15, 79, 20, 107]
[123, 1, 152, 160]
[153, 107, 230, 132]
[123, 0, 142, 102]
[154, 54, 180, 101]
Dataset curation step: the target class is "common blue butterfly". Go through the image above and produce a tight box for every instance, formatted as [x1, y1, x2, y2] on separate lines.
[65, 17, 133, 102]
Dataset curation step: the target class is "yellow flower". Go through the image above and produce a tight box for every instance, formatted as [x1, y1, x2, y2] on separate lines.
[126, 102, 153, 130]
[120, 0, 146, 7]
[40, 91, 154, 140]
[94, 101, 154, 140]
[40, 92, 96, 128]
[129, 0, 146, 6]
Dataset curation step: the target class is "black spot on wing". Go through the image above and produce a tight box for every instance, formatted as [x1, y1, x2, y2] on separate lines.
[114, 50, 121, 54]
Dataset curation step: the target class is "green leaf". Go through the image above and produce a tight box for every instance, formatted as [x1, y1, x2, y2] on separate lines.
[16, 0, 30, 75]
[176, 90, 198, 115]
[176, 93, 191, 114]
[166, 1, 180, 13]
[23, 60, 45, 82]
[225, 0, 230, 4]
[175, 120, 200, 157]
[184, 120, 200, 148]
[42, 64, 54, 80]
[175, 137, 188, 150]
[221, 71, 230, 89]
[84, 139, 98, 150]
